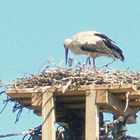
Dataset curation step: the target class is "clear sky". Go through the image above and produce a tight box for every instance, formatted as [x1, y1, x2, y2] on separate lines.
[0, 0, 140, 139]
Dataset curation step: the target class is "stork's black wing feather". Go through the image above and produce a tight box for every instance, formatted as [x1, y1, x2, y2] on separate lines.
[94, 33, 115, 43]
[80, 43, 101, 53]
[94, 33, 122, 52]
[94, 33, 125, 61]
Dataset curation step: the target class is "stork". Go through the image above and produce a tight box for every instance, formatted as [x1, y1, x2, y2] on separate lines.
[64, 31, 124, 68]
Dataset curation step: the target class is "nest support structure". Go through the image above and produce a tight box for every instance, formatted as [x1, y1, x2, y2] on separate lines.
[5, 83, 140, 140]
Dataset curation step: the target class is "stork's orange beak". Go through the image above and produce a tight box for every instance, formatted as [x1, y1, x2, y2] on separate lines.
[64, 46, 69, 65]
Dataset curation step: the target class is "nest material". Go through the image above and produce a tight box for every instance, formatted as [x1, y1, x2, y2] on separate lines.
[14, 67, 140, 90]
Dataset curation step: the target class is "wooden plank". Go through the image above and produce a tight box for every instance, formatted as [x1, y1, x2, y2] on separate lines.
[5, 83, 137, 96]
[53, 84, 137, 94]
[7, 93, 32, 99]
[108, 93, 131, 116]
[115, 91, 140, 100]
[8, 83, 137, 91]
[32, 92, 42, 107]
[96, 90, 108, 104]
[96, 90, 133, 115]
[85, 89, 99, 140]
[33, 110, 42, 116]
[17, 99, 31, 105]
[42, 91, 56, 140]
[96, 90, 137, 123]
[109, 94, 137, 123]
[116, 95, 136, 100]
[94, 84, 137, 93]
[6, 88, 39, 94]
[56, 95, 85, 100]
[129, 101, 140, 106]
[55, 90, 86, 96]
[56, 96, 85, 103]
[26, 105, 41, 111]
[6, 86, 51, 94]
[32, 94, 85, 107]
[64, 104, 84, 109]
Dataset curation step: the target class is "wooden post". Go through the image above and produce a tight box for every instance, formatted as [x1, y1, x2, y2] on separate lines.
[85, 89, 99, 140]
[42, 91, 56, 140]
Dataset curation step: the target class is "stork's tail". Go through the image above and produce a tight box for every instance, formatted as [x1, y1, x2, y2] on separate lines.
[119, 53, 125, 61]
[113, 50, 125, 62]
[108, 42, 125, 62]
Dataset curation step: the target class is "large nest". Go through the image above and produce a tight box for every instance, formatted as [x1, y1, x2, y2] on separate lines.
[14, 67, 140, 90]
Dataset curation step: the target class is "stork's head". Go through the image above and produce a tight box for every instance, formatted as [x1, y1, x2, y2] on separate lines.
[64, 39, 72, 64]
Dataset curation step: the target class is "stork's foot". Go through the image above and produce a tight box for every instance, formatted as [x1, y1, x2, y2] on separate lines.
[93, 67, 100, 73]
[88, 64, 92, 70]
[82, 63, 92, 70]
[82, 64, 86, 70]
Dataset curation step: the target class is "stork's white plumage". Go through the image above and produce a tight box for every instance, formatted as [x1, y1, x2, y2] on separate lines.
[64, 31, 124, 67]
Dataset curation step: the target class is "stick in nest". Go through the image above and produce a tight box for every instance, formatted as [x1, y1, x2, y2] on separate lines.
[124, 91, 130, 112]
[62, 80, 72, 93]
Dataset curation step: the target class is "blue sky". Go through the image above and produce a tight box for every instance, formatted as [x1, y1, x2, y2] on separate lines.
[0, 0, 140, 139]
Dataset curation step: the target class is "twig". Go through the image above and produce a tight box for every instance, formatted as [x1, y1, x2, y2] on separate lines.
[62, 80, 72, 93]
[124, 91, 130, 112]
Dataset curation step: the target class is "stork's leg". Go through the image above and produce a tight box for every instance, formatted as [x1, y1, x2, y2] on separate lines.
[93, 58, 96, 68]
[86, 57, 91, 69]
[82, 57, 89, 70]
[83, 53, 91, 69]
[93, 58, 99, 73]
[89, 58, 91, 65]
[87, 53, 92, 69]
[86, 57, 90, 65]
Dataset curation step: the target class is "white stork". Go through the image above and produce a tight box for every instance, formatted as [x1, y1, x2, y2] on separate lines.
[64, 31, 124, 68]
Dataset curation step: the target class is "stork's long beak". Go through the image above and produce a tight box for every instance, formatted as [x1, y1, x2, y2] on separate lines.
[64, 46, 69, 65]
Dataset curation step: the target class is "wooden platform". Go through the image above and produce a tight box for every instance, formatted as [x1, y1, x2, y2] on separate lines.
[5, 83, 140, 140]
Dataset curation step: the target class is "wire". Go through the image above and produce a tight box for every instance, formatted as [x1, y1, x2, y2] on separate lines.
[0, 125, 41, 139]
[0, 130, 32, 138]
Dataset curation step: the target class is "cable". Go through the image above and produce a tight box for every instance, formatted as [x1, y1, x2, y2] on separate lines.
[0, 125, 41, 139]
[0, 130, 33, 138]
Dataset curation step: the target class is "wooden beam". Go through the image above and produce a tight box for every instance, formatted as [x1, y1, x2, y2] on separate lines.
[48, 83, 137, 95]
[7, 93, 32, 99]
[64, 103, 84, 109]
[32, 92, 42, 107]
[56, 96, 85, 102]
[6, 88, 39, 94]
[33, 110, 42, 116]
[55, 90, 86, 96]
[96, 90, 137, 123]
[85, 89, 99, 140]
[5, 83, 137, 94]
[90, 84, 136, 93]
[129, 101, 140, 107]
[96, 90, 108, 104]
[6, 86, 51, 94]
[32, 93, 85, 108]
[17, 99, 31, 105]
[108, 93, 134, 116]
[26, 106, 41, 111]
[115, 91, 140, 100]
[42, 91, 56, 140]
